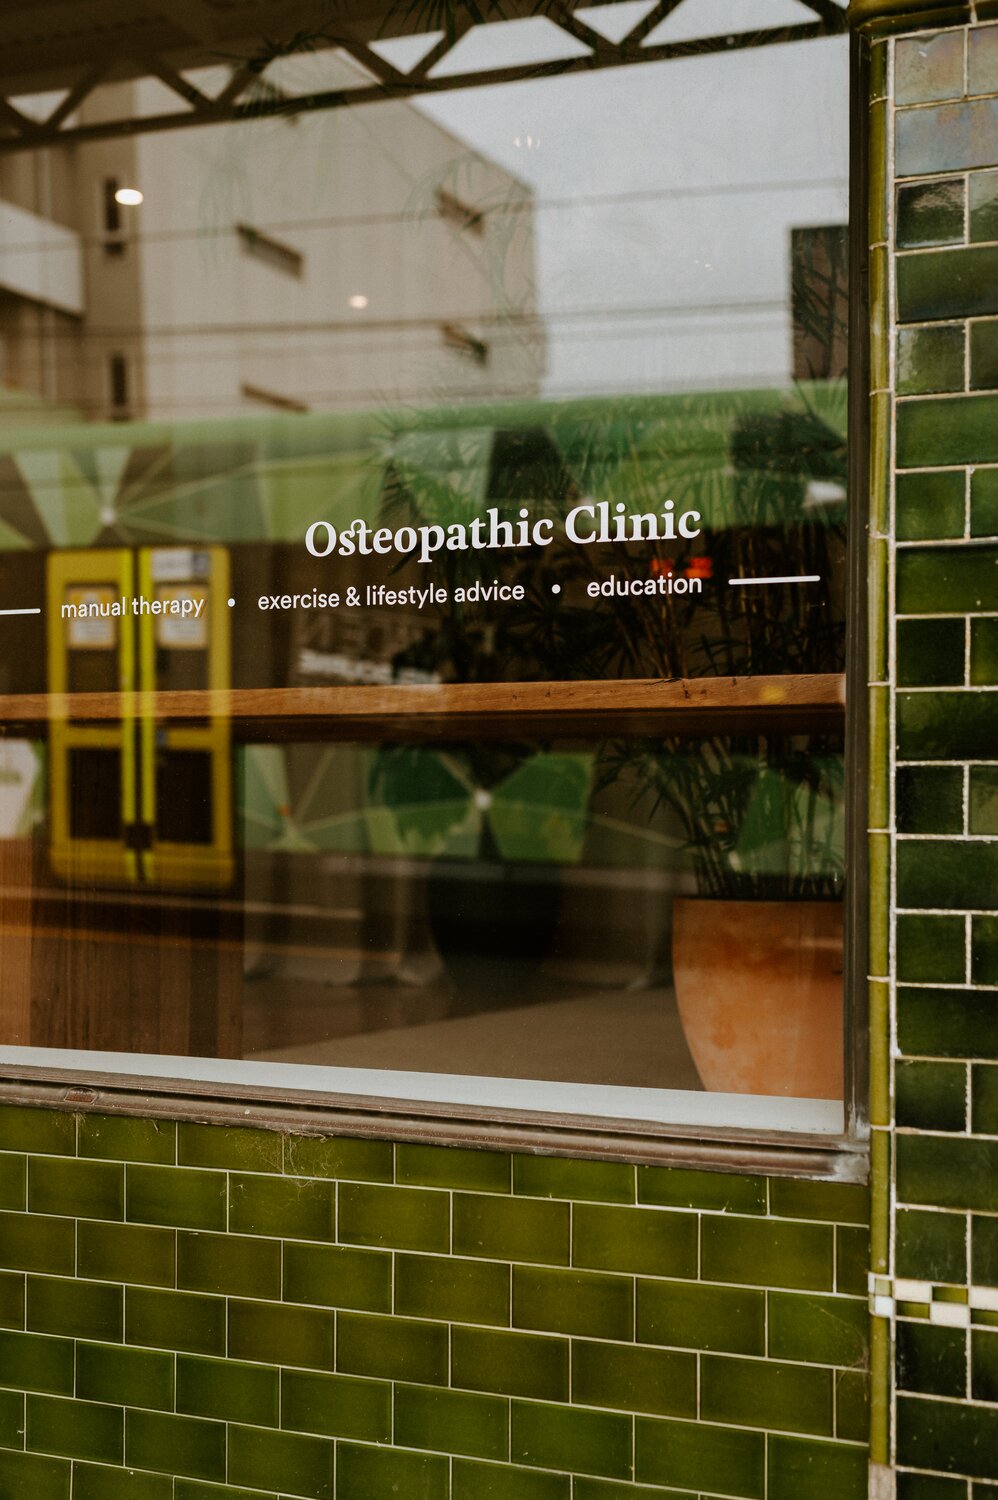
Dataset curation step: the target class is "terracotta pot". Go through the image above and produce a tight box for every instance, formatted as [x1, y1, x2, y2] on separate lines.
[672, 897, 843, 1099]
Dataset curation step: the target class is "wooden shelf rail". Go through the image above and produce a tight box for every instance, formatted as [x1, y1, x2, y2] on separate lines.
[0, 675, 845, 742]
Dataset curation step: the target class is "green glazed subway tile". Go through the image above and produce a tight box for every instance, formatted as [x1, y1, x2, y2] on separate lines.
[281, 1369, 390, 1443]
[228, 1299, 333, 1371]
[973, 914, 998, 984]
[453, 1192, 569, 1265]
[0, 1212, 72, 1275]
[973, 1328, 998, 1400]
[73, 1461, 173, 1500]
[972, 617, 998, 682]
[899, 1208, 967, 1283]
[512, 1400, 631, 1480]
[636, 1415, 764, 1498]
[0, 1330, 72, 1394]
[572, 1202, 697, 1277]
[178, 1123, 281, 1173]
[513, 1265, 632, 1340]
[451, 1325, 568, 1401]
[898, 1319, 968, 1397]
[768, 1291, 868, 1367]
[897, 913, 967, 983]
[835, 1370, 869, 1444]
[26, 1275, 122, 1342]
[232, 1426, 337, 1500]
[0, 1388, 21, 1449]
[898, 692, 998, 761]
[869, 1130, 891, 1279]
[513, 1154, 633, 1204]
[897, 617, 965, 687]
[76, 1341, 173, 1412]
[701, 1216, 833, 1292]
[896, 30, 965, 104]
[177, 1355, 278, 1426]
[0, 1450, 69, 1498]
[870, 978, 891, 1129]
[972, 320, 998, 390]
[395, 1383, 508, 1461]
[126, 1410, 225, 1483]
[837, 1225, 871, 1297]
[896, 470, 966, 542]
[898, 843, 998, 907]
[870, 98, 888, 246]
[0, 1106, 73, 1157]
[870, 391, 890, 532]
[897, 766, 964, 835]
[898, 1394, 998, 1480]
[78, 1114, 175, 1165]
[971, 169, 998, 242]
[970, 24, 998, 92]
[767, 1434, 867, 1500]
[898, 325, 966, 395]
[898, 393, 998, 467]
[701, 1355, 833, 1436]
[899, 1478, 970, 1500]
[898, 546, 998, 613]
[637, 1278, 764, 1355]
[28, 1157, 122, 1221]
[572, 1339, 696, 1418]
[397, 1143, 509, 1193]
[870, 685, 890, 828]
[898, 1133, 998, 1211]
[336, 1440, 444, 1500]
[338, 1182, 449, 1253]
[26, 1394, 122, 1464]
[768, 1179, 869, 1227]
[869, 831, 890, 979]
[453, 1458, 570, 1500]
[77, 1222, 175, 1288]
[898, 99, 998, 180]
[0, 1154, 24, 1212]
[933, 1285, 968, 1303]
[0, 1270, 24, 1330]
[973, 1063, 998, 1133]
[972, 467, 998, 534]
[337, 1312, 447, 1385]
[637, 1165, 765, 1214]
[284, 1134, 393, 1184]
[897, 179, 966, 249]
[395, 1252, 509, 1326]
[971, 765, 998, 831]
[898, 985, 998, 1058]
[126, 1165, 226, 1233]
[229, 1173, 334, 1242]
[976, 1210, 998, 1282]
[125, 1287, 225, 1356]
[177, 1231, 280, 1299]
[282, 1242, 390, 1313]
[175, 1486, 275, 1500]
[896, 1059, 968, 1132]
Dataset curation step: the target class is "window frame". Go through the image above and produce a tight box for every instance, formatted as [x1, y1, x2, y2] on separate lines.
[0, 28, 869, 1181]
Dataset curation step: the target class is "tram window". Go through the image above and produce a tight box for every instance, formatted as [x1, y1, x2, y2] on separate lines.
[68, 750, 122, 841]
[155, 751, 214, 846]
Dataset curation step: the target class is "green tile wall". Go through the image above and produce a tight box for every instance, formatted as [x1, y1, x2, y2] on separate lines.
[0, 1102, 870, 1498]
[881, 13, 998, 1496]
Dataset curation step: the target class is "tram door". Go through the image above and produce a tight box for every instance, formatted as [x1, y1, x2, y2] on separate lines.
[47, 546, 234, 891]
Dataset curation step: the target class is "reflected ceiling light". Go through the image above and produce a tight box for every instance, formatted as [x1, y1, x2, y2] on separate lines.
[114, 187, 143, 206]
[348, 294, 369, 309]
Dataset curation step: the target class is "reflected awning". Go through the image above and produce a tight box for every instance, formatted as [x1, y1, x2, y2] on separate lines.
[0, 0, 847, 153]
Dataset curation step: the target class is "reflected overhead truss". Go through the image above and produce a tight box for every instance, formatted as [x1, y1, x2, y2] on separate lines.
[0, 0, 847, 153]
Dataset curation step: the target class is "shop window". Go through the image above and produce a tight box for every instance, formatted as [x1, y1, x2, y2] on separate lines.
[0, 11, 857, 1156]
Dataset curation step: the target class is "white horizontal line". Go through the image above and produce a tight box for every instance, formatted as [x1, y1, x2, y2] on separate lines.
[0, 608, 40, 616]
[728, 575, 821, 586]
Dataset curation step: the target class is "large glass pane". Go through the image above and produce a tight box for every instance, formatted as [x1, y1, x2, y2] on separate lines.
[0, 8, 850, 1129]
